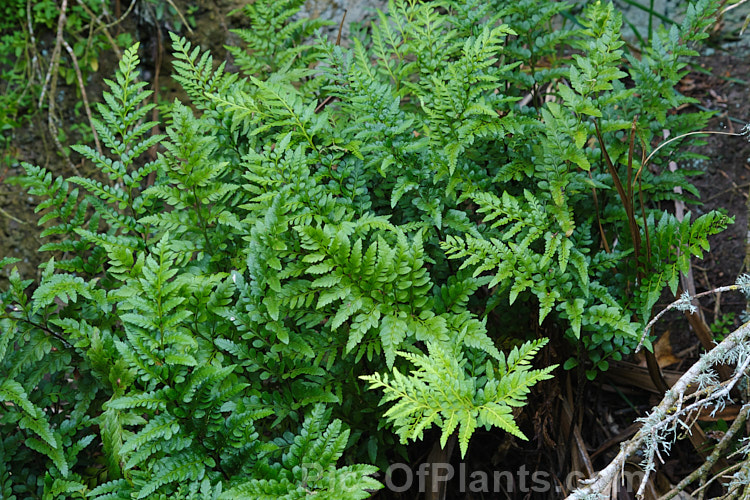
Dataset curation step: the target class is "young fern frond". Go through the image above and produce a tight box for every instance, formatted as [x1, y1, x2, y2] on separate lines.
[11, 163, 96, 268]
[68, 43, 164, 246]
[362, 339, 555, 457]
[170, 32, 235, 108]
[142, 102, 242, 256]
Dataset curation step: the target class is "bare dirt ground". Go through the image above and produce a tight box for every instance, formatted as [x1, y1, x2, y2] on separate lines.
[688, 52, 750, 316]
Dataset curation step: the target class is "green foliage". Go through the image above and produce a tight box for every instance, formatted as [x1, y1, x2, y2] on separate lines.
[0, 0, 31, 166]
[0, 0, 135, 166]
[362, 338, 554, 458]
[0, 0, 729, 496]
[226, 0, 332, 83]
[221, 405, 380, 500]
[710, 312, 736, 340]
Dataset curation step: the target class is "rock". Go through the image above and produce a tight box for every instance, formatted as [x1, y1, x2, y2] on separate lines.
[297, 0, 388, 44]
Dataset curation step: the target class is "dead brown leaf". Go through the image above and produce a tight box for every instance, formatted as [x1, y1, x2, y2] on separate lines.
[634, 330, 681, 369]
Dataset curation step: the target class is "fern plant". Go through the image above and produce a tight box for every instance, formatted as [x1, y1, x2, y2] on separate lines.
[0, 0, 730, 496]
[1, 42, 379, 499]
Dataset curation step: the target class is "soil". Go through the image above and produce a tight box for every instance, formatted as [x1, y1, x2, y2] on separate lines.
[2, 3, 750, 499]
[674, 51, 750, 340]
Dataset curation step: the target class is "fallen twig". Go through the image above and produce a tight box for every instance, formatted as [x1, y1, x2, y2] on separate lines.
[569, 316, 750, 499]
[660, 403, 750, 499]
[61, 38, 102, 154]
[42, 0, 81, 175]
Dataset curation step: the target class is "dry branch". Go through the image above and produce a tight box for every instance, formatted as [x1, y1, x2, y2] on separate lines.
[568, 319, 750, 499]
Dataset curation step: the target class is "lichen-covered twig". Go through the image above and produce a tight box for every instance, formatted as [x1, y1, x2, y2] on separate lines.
[660, 403, 750, 499]
[568, 287, 750, 499]
[636, 284, 746, 353]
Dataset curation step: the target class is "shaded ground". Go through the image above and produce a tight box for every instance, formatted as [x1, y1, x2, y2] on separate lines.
[678, 52, 750, 340]
[550, 49, 750, 500]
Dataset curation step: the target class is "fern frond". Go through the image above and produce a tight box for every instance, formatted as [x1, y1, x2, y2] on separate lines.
[226, 0, 331, 84]
[0, 379, 56, 448]
[362, 339, 555, 457]
[30, 261, 105, 313]
[223, 405, 382, 499]
[135, 449, 211, 500]
[170, 33, 235, 106]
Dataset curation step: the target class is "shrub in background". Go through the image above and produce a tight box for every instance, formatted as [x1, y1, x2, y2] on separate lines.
[0, 0, 729, 497]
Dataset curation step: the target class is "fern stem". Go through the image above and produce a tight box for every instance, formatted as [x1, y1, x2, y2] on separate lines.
[594, 119, 641, 270]
[17, 316, 72, 348]
[643, 130, 744, 169]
